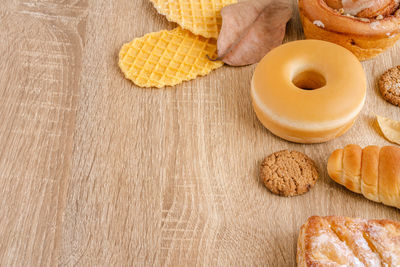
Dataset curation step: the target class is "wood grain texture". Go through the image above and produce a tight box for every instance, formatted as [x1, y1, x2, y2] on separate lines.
[0, 0, 399, 266]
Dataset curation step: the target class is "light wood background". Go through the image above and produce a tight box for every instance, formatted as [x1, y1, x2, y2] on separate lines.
[1, 0, 399, 266]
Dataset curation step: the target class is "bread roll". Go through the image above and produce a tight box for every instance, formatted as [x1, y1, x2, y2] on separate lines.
[327, 145, 400, 209]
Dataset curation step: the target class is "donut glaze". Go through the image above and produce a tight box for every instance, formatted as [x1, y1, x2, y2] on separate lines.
[251, 40, 366, 143]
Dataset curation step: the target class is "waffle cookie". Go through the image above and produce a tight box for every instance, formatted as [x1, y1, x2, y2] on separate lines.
[149, 0, 237, 39]
[119, 27, 223, 88]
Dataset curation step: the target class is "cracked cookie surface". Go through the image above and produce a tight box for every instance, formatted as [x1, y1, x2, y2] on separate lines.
[379, 65, 400, 107]
[260, 150, 318, 197]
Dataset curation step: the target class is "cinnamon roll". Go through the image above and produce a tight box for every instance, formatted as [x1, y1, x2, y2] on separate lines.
[298, 0, 400, 60]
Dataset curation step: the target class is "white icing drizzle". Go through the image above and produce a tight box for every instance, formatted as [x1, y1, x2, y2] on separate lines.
[313, 20, 325, 28]
[370, 21, 380, 30]
[358, 17, 370, 22]
[341, 0, 375, 15]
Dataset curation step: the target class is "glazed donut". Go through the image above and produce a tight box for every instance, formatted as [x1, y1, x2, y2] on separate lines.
[251, 40, 366, 143]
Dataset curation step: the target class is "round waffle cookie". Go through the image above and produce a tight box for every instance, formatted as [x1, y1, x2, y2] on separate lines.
[149, 0, 237, 39]
[118, 27, 223, 88]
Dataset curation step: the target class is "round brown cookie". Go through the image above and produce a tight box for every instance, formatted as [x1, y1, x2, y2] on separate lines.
[260, 150, 319, 197]
[379, 65, 400, 107]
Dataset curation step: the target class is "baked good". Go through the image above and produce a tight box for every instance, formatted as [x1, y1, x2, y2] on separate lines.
[379, 65, 400, 106]
[297, 216, 400, 266]
[118, 27, 223, 88]
[251, 40, 366, 143]
[327, 144, 400, 209]
[260, 150, 319, 197]
[149, 0, 237, 39]
[298, 0, 400, 60]
[377, 115, 400, 145]
[323, 0, 399, 18]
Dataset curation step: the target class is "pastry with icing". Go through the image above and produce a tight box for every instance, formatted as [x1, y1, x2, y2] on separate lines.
[299, 0, 400, 60]
[297, 216, 400, 266]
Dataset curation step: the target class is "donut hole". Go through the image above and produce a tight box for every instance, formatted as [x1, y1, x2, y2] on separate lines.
[292, 70, 326, 90]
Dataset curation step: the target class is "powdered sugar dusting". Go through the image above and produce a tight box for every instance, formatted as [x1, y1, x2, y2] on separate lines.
[311, 231, 364, 266]
[367, 223, 400, 265]
[353, 233, 381, 266]
[301, 217, 400, 266]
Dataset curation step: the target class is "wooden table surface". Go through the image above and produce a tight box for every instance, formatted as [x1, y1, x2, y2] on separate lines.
[1, 0, 400, 266]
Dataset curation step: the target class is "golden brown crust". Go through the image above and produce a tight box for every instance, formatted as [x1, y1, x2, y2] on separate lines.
[327, 145, 400, 209]
[297, 216, 400, 266]
[260, 150, 319, 197]
[378, 146, 400, 208]
[361, 145, 380, 202]
[342, 144, 362, 193]
[298, 0, 400, 60]
[297, 222, 308, 267]
[357, 0, 399, 18]
[299, 0, 400, 36]
[327, 148, 344, 184]
[379, 65, 400, 107]
[324, 0, 400, 18]
[300, 13, 400, 60]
